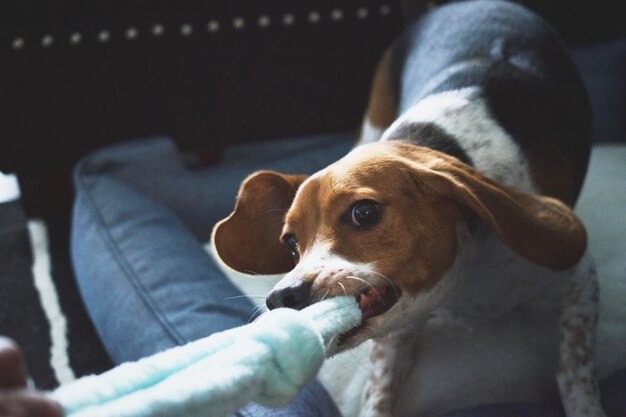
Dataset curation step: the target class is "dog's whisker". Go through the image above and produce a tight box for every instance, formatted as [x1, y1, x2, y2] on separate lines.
[367, 270, 394, 285]
[337, 281, 348, 297]
[248, 304, 266, 323]
[248, 306, 263, 323]
[319, 288, 330, 302]
[248, 305, 263, 321]
[346, 275, 376, 292]
[224, 294, 267, 300]
[347, 275, 385, 305]
[368, 271, 400, 300]
[242, 270, 280, 284]
[266, 208, 288, 214]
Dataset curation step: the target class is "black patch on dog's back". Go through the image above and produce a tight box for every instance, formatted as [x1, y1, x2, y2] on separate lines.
[386, 122, 474, 166]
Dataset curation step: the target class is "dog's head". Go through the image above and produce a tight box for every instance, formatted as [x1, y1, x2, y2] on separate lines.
[212, 141, 586, 347]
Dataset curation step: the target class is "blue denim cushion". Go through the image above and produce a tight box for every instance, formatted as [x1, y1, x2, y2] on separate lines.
[71, 134, 353, 417]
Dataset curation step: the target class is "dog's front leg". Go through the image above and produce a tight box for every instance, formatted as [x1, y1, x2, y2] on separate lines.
[360, 330, 415, 417]
[556, 256, 606, 417]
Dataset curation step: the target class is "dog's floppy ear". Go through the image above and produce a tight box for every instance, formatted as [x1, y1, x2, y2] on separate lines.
[212, 171, 308, 275]
[403, 146, 587, 270]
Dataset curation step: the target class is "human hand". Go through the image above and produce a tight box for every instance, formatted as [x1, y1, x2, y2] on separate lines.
[0, 336, 64, 417]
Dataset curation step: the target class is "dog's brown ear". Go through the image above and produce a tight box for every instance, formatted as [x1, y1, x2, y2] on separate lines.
[401, 145, 587, 270]
[212, 171, 308, 275]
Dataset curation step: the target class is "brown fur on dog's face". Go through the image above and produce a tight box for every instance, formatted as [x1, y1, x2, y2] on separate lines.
[214, 140, 585, 276]
[282, 144, 464, 295]
[213, 140, 586, 340]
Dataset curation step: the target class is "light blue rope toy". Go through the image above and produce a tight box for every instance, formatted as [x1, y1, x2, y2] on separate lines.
[50, 296, 361, 417]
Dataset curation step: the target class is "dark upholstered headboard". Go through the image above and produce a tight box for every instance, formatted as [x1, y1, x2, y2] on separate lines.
[1, 0, 623, 217]
[1, 0, 403, 175]
[3, 0, 623, 173]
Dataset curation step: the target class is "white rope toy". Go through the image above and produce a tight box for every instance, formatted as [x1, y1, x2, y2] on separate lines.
[51, 296, 361, 417]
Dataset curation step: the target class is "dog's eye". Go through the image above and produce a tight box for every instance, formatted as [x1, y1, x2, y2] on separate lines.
[282, 233, 299, 260]
[350, 200, 381, 228]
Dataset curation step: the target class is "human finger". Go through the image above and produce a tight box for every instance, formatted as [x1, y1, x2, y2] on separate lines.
[0, 390, 64, 417]
[0, 337, 28, 389]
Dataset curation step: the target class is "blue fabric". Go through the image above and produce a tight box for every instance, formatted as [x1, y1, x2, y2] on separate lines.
[76, 134, 353, 242]
[71, 133, 353, 417]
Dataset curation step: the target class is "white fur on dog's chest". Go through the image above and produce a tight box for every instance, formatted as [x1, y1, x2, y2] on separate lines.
[392, 235, 568, 417]
[393, 306, 561, 417]
[382, 87, 539, 193]
[320, 234, 570, 417]
[322, 297, 563, 417]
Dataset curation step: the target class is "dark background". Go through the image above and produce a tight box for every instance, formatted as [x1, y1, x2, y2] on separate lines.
[1, 0, 624, 218]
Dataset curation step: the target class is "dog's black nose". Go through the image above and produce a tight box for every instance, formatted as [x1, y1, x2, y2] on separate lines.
[266, 280, 312, 311]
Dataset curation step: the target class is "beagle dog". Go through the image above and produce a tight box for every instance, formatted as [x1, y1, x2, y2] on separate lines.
[212, 1, 606, 417]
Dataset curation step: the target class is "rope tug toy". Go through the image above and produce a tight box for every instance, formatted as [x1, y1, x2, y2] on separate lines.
[50, 296, 361, 417]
